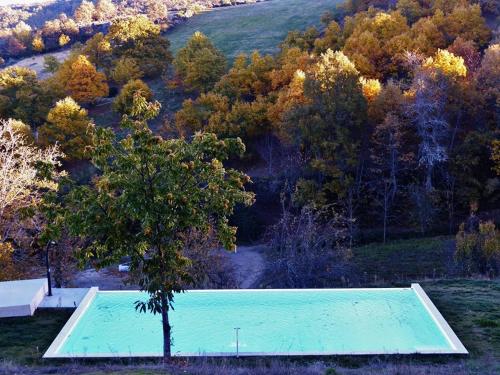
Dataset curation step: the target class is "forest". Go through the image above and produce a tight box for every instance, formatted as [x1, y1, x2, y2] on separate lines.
[2, 0, 498, 278]
[0, 0, 499, 371]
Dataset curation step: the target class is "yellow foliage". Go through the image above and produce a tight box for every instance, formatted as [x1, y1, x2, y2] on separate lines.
[32, 35, 44, 52]
[64, 55, 109, 103]
[268, 69, 309, 142]
[424, 49, 467, 78]
[38, 97, 94, 160]
[313, 49, 359, 90]
[0, 240, 17, 281]
[59, 34, 70, 47]
[359, 77, 381, 102]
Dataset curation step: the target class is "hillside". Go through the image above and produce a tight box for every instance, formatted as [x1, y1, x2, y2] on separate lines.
[167, 0, 342, 59]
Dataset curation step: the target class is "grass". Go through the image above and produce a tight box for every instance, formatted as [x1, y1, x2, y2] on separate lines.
[0, 308, 74, 364]
[421, 279, 500, 359]
[166, 0, 343, 60]
[353, 236, 456, 282]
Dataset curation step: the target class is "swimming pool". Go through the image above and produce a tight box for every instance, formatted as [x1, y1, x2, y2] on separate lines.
[44, 284, 467, 357]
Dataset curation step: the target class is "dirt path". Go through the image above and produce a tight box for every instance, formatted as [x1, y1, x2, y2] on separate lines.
[226, 244, 267, 288]
[72, 244, 267, 290]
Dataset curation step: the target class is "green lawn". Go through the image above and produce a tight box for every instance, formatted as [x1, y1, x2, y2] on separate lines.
[422, 279, 500, 359]
[166, 0, 343, 60]
[353, 236, 456, 282]
[0, 308, 73, 364]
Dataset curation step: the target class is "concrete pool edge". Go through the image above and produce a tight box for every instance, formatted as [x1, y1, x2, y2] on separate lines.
[411, 283, 468, 354]
[43, 284, 468, 358]
[43, 287, 99, 358]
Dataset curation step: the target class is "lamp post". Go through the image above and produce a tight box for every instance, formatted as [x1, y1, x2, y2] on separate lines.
[45, 240, 56, 297]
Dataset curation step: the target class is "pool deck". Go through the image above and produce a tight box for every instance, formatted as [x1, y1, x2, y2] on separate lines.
[43, 284, 468, 358]
[39, 288, 90, 308]
[0, 278, 48, 318]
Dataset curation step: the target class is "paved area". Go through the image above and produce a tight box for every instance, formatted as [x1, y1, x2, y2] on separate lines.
[0, 278, 47, 317]
[39, 288, 90, 308]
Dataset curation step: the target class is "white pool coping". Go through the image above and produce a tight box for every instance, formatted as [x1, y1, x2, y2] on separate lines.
[43, 287, 98, 358]
[411, 283, 468, 354]
[0, 278, 48, 318]
[43, 284, 468, 358]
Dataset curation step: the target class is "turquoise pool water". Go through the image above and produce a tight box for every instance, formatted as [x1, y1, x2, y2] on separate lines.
[54, 288, 457, 356]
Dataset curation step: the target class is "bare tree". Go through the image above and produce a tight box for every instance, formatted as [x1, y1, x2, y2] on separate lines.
[0, 119, 62, 239]
[267, 203, 352, 288]
[406, 67, 449, 191]
[370, 113, 414, 242]
[0, 119, 62, 280]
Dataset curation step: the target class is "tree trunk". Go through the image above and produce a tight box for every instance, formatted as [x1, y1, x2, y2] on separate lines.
[160, 290, 171, 361]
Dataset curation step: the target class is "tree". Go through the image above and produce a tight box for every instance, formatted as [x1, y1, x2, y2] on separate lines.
[289, 50, 367, 204]
[80, 32, 112, 70]
[174, 32, 227, 92]
[144, 0, 168, 21]
[63, 55, 109, 104]
[32, 35, 45, 52]
[113, 79, 153, 116]
[267, 204, 351, 288]
[74, 0, 95, 25]
[456, 215, 500, 276]
[59, 34, 70, 47]
[0, 119, 62, 274]
[0, 67, 57, 126]
[63, 96, 254, 359]
[370, 113, 413, 242]
[396, 0, 424, 24]
[313, 21, 344, 55]
[107, 16, 172, 77]
[423, 49, 467, 78]
[111, 57, 143, 86]
[439, 4, 491, 48]
[95, 0, 116, 21]
[38, 97, 94, 160]
[448, 37, 481, 74]
[287, 50, 367, 245]
[406, 57, 451, 191]
[214, 51, 274, 101]
[43, 56, 60, 73]
[493, 140, 500, 175]
[475, 44, 499, 130]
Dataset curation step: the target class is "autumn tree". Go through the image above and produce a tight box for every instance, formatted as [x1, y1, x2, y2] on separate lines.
[38, 97, 94, 160]
[113, 79, 153, 116]
[63, 96, 254, 359]
[448, 37, 481, 74]
[0, 67, 57, 126]
[313, 21, 344, 54]
[110, 57, 143, 85]
[55, 55, 109, 104]
[174, 32, 227, 92]
[74, 0, 95, 25]
[107, 16, 172, 77]
[287, 50, 367, 243]
[80, 32, 112, 70]
[59, 34, 70, 47]
[214, 51, 274, 101]
[342, 10, 410, 78]
[32, 35, 44, 52]
[95, 0, 116, 21]
[456, 215, 500, 275]
[474, 44, 499, 130]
